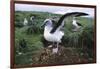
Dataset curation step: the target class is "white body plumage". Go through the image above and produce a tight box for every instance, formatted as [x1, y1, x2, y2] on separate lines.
[44, 25, 64, 43]
[43, 19, 64, 54]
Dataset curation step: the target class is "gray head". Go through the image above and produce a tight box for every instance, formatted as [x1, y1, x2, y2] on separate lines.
[41, 19, 53, 28]
[30, 16, 35, 21]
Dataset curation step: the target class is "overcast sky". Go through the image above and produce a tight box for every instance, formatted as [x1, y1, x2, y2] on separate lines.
[15, 4, 95, 17]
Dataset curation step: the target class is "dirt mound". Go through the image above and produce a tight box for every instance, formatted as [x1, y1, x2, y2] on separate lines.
[32, 46, 93, 65]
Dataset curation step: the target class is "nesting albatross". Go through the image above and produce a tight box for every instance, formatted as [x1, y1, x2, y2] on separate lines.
[42, 12, 88, 54]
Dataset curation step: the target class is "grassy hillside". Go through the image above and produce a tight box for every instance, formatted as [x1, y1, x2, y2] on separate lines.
[14, 11, 95, 66]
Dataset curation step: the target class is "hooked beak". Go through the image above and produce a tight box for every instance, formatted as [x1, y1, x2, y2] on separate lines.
[41, 21, 47, 28]
[41, 23, 45, 28]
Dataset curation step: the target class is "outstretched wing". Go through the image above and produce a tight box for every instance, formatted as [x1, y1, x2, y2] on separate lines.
[75, 12, 88, 17]
[50, 12, 88, 33]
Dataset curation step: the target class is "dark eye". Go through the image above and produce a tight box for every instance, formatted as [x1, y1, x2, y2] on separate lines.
[47, 21, 53, 26]
[45, 21, 49, 25]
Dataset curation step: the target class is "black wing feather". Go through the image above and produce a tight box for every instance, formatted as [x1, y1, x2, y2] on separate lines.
[50, 12, 88, 33]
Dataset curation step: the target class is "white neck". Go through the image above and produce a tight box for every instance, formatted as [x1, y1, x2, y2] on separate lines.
[44, 26, 52, 33]
[73, 20, 77, 24]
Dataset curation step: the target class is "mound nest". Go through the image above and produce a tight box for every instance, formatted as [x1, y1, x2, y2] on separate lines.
[32, 45, 94, 65]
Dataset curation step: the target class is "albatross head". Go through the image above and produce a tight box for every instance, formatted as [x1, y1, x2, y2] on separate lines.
[42, 19, 53, 28]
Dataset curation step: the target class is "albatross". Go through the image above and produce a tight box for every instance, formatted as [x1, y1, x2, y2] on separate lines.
[42, 12, 88, 54]
[72, 17, 82, 31]
[43, 19, 64, 54]
[72, 13, 88, 32]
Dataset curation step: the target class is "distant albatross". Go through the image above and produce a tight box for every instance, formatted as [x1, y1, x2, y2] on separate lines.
[42, 12, 88, 54]
[72, 17, 82, 31]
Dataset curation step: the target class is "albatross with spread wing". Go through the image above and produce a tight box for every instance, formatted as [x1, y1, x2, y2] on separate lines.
[42, 12, 88, 54]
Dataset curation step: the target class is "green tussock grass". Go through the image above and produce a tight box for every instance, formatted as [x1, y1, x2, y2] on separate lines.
[14, 11, 95, 65]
